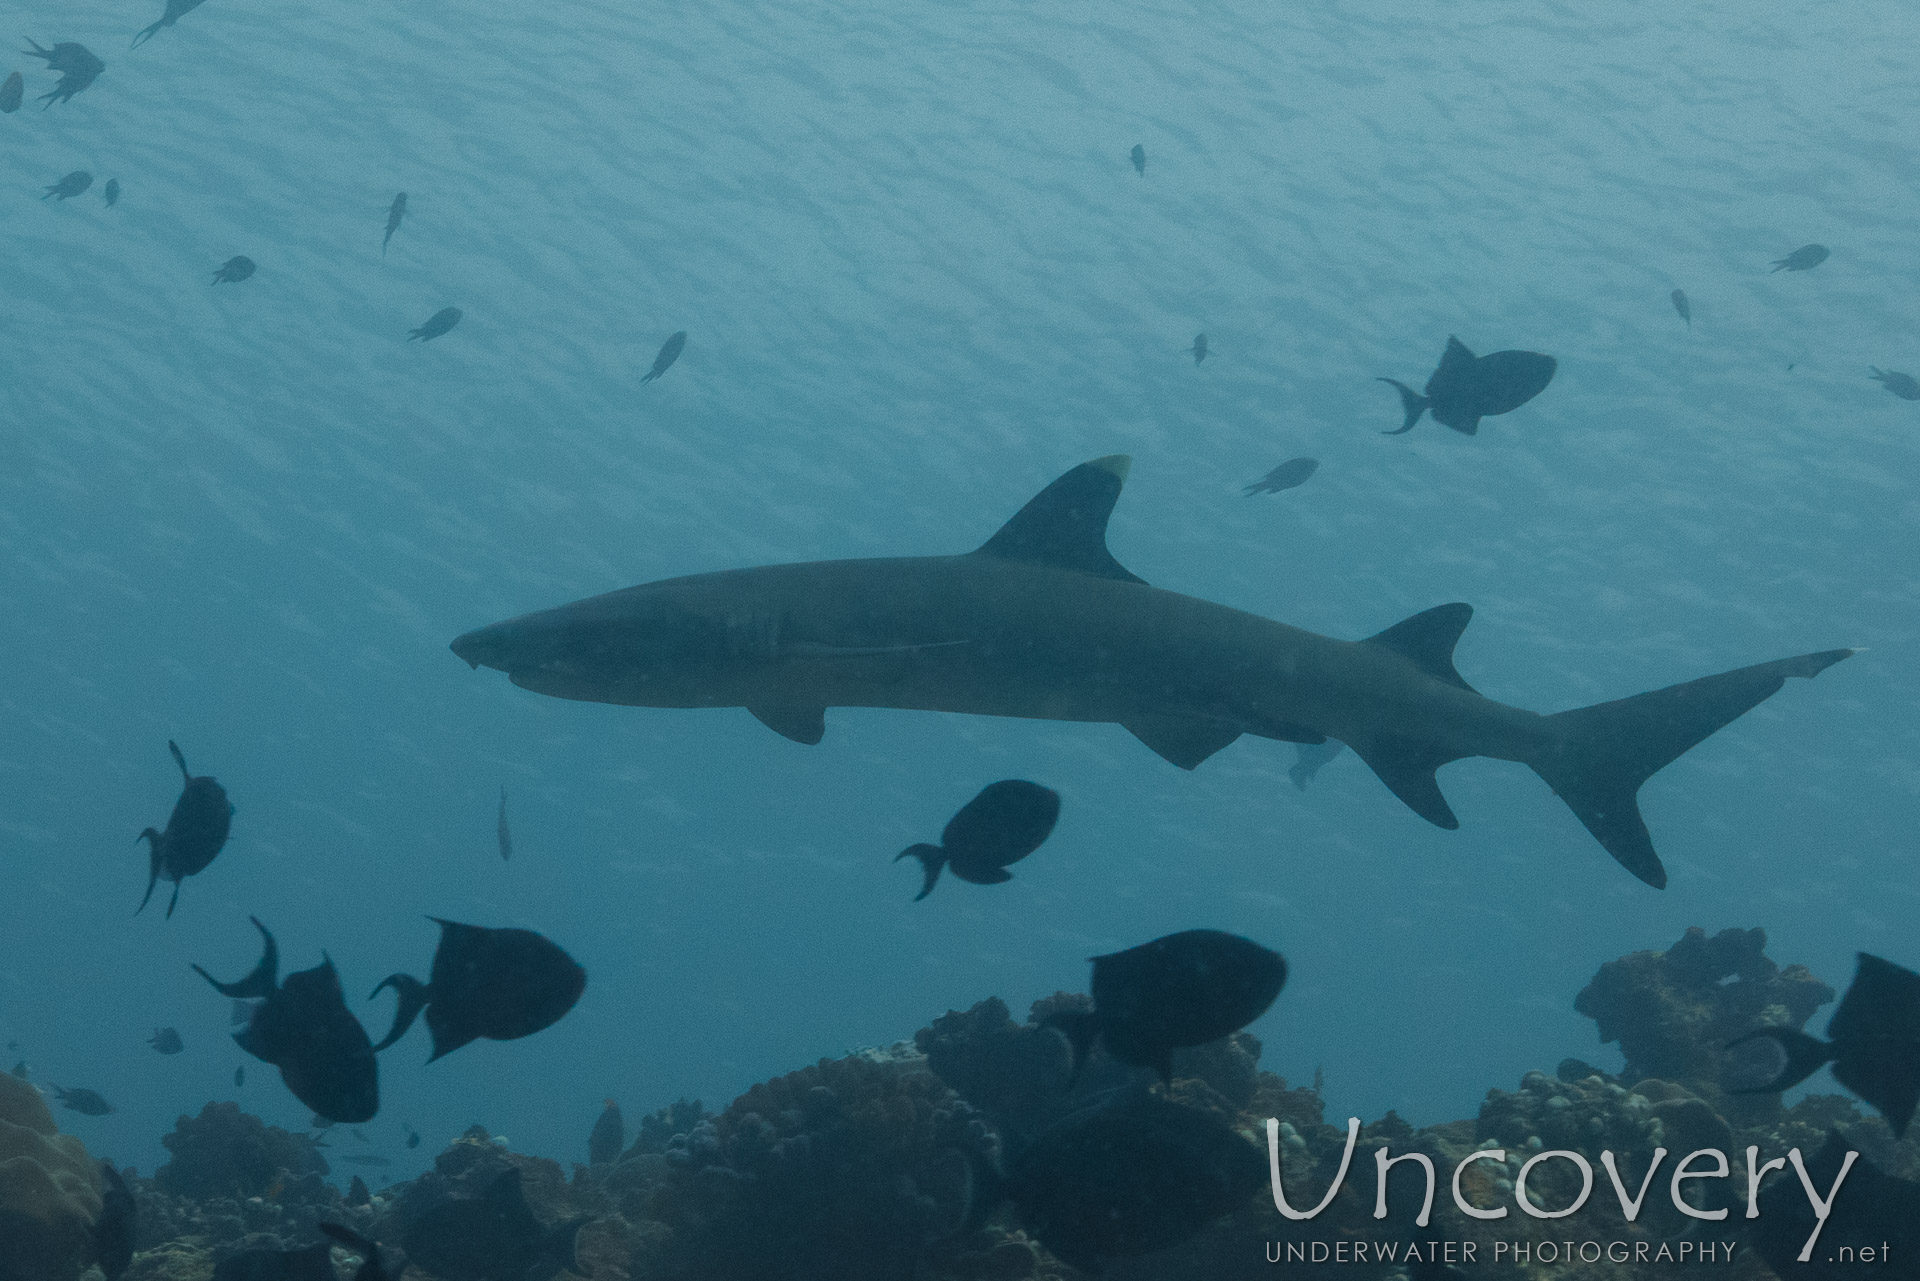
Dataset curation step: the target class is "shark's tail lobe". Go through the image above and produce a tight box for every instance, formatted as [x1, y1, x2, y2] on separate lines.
[1529, 649, 1854, 888]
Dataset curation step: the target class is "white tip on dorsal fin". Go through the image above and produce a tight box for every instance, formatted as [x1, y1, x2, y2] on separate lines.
[972, 456, 1145, 584]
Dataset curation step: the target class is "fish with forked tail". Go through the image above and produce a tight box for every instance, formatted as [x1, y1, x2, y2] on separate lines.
[1772, 243, 1829, 272]
[641, 331, 686, 383]
[43, 171, 91, 200]
[896, 780, 1059, 900]
[1377, 336, 1556, 435]
[371, 919, 585, 1061]
[1869, 367, 1920, 401]
[133, 0, 211, 48]
[23, 41, 104, 107]
[138, 740, 234, 917]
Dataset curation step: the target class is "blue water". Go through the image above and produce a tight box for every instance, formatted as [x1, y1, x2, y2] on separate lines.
[2, 0, 1915, 1181]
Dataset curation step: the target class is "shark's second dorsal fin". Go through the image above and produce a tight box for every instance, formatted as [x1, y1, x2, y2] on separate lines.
[1365, 603, 1476, 693]
[972, 456, 1145, 584]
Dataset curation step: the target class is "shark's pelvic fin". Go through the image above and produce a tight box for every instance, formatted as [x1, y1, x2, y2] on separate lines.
[1350, 738, 1464, 829]
[973, 456, 1146, 584]
[1365, 603, 1477, 693]
[750, 704, 827, 745]
[1123, 716, 1243, 770]
[1530, 648, 1856, 889]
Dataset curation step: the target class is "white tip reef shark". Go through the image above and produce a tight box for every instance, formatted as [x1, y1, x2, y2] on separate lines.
[451, 456, 1853, 888]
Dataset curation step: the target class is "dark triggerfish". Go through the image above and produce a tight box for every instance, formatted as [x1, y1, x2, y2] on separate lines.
[640, 331, 687, 383]
[138, 740, 234, 918]
[588, 1098, 623, 1165]
[1750, 1131, 1919, 1279]
[94, 1162, 136, 1281]
[1869, 367, 1920, 401]
[371, 919, 586, 1061]
[896, 779, 1060, 901]
[1045, 929, 1287, 1084]
[1727, 951, 1920, 1138]
[211, 255, 255, 284]
[133, 0, 212, 49]
[403, 1168, 585, 1281]
[194, 917, 380, 1123]
[1243, 457, 1318, 496]
[967, 1089, 1266, 1272]
[1772, 244, 1829, 272]
[43, 171, 91, 200]
[1378, 336, 1556, 435]
[23, 41, 105, 107]
[149, 1027, 183, 1055]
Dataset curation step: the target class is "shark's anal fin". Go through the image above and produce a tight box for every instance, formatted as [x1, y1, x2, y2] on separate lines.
[749, 705, 826, 745]
[1350, 738, 1463, 829]
[973, 456, 1146, 584]
[1365, 603, 1477, 693]
[1123, 717, 1243, 770]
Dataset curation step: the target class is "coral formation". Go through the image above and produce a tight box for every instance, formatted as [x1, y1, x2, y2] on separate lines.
[153, 1103, 329, 1201]
[0, 1071, 104, 1281]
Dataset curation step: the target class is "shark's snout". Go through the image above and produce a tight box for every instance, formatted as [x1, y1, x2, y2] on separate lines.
[450, 624, 509, 672]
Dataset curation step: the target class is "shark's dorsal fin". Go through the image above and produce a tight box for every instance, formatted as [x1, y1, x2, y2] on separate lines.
[750, 705, 826, 745]
[1365, 603, 1476, 693]
[973, 456, 1146, 584]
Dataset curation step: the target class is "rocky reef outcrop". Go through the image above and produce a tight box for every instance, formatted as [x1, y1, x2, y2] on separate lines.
[0, 1071, 104, 1281]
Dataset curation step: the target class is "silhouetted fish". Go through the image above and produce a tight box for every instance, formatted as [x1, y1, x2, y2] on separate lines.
[234, 1066, 244, 1086]
[1288, 738, 1345, 790]
[409, 307, 461, 341]
[23, 41, 104, 107]
[497, 785, 511, 861]
[0, 71, 21, 112]
[149, 1027, 183, 1055]
[403, 1168, 585, 1281]
[588, 1098, 623, 1165]
[210, 1241, 334, 1281]
[194, 917, 380, 1122]
[8, 1061, 24, 1079]
[896, 780, 1060, 901]
[1750, 1131, 1918, 1279]
[371, 919, 586, 1061]
[103, 178, 120, 207]
[967, 1088, 1265, 1271]
[345, 1176, 371, 1207]
[1130, 143, 1145, 176]
[1378, 336, 1557, 435]
[640, 331, 686, 384]
[94, 1162, 136, 1281]
[1187, 333, 1207, 365]
[1728, 952, 1920, 1137]
[133, 0, 211, 49]
[382, 192, 406, 255]
[1045, 929, 1287, 1084]
[138, 740, 234, 918]
[320, 1223, 396, 1281]
[1670, 289, 1690, 329]
[1772, 244, 1829, 272]
[211, 255, 255, 284]
[43, 171, 91, 200]
[52, 1086, 114, 1115]
[404, 1124, 421, 1149]
[1869, 367, 1920, 401]
[1243, 457, 1318, 496]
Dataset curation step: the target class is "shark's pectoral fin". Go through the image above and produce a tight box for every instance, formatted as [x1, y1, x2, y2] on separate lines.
[973, 456, 1147, 585]
[1365, 603, 1477, 693]
[1351, 738, 1462, 829]
[749, 704, 826, 745]
[1123, 717, 1243, 769]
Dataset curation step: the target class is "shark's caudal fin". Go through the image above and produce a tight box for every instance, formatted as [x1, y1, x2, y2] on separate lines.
[1530, 649, 1855, 888]
[973, 456, 1145, 584]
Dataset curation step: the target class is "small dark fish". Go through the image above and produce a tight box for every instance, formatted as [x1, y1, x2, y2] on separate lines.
[588, 1098, 623, 1165]
[371, 918, 586, 1061]
[1728, 951, 1920, 1137]
[497, 785, 511, 861]
[897, 780, 1060, 901]
[345, 1176, 371, 1207]
[210, 1241, 334, 1281]
[1288, 738, 1345, 790]
[103, 178, 120, 207]
[149, 1026, 184, 1055]
[23, 40, 105, 107]
[133, 0, 211, 49]
[9, 1061, 26, 1080]
[138, 740, 234, 918]
[1242, 457, 1318, 496]
[52, 1086, 115, 1116]
[1378, 336, 1556, 435]
[403, 1168, 585, 1281]
[230, 998, 255, 1026]
[1750, 1131, 1920, 1279]
[43, 171, 91, 200]
[1186, 333, 1207, 365]
[211, 255, 255, 285]
[382, 192, 406, 255]
[1045, 929, 1287, 1084]
[409, 306, 461, 341]
[1772, 244, 1829, 272]
[340, 1154, 391, 1167]
[234, 1066, 245, 1086]
[1869, 367, 1920, 401]
[1, 71, 22, 113]
[94, 1162, 136, 1281]
[320, 1223, 396, 1281]
[967, 1089, 1265, 1271]
[404, 1124, 421, 1149]
[640, 331, 686, 383]
[1670, 288, 1690, 329]
[1129, 143, 1145, 176]
[194, 917, 380, 1122]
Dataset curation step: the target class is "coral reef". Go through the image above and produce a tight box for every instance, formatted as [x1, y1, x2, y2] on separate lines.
[153, 1103, 329, 1201]
[0, 1071, 104, 1281]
